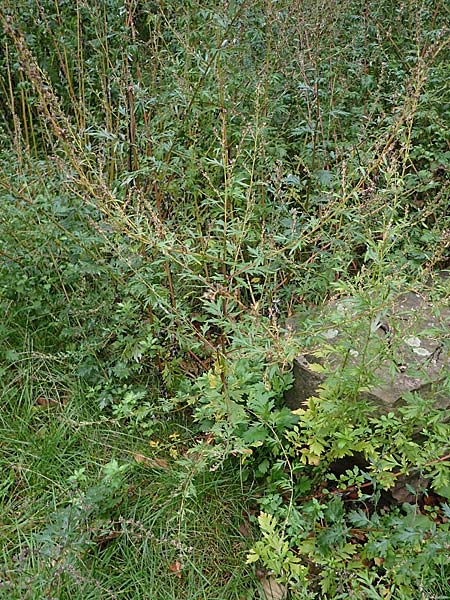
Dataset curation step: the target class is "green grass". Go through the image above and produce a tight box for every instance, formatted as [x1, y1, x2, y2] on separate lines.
[0, 339, 258, 599]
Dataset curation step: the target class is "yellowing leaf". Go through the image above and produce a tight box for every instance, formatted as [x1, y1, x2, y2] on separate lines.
[258, 512, 276, 534]
[169, 560, 182, 578]
[36, 396, 59, 407]
[307, 363, 326, 373]
[246, 550, 260, 564]
[207, 373, 220, 389]
[134, 453, 147, 463]
[133, 453, 169, 469]
[309, 441, 324, 456]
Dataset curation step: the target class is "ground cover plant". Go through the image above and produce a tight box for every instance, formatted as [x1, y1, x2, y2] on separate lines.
[1, 0, 450, 598]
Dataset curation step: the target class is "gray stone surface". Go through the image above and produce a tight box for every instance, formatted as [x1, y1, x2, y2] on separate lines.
[285, 291, 450, 412]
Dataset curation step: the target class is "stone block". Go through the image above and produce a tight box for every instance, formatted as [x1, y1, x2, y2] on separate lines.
[285, 291, 450, 413]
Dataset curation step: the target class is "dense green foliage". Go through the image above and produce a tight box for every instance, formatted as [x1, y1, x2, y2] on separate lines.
[1, 0, 450, 598]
